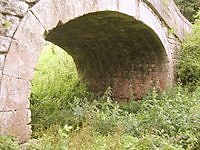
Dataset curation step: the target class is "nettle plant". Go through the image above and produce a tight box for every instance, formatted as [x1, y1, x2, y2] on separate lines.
[178, 13, 200, 86]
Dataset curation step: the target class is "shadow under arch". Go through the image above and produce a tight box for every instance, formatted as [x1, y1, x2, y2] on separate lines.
[46, 11, 168, 100]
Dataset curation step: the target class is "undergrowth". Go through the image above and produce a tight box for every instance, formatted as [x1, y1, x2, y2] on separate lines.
[28, 42, 200, 149]
[178, 17, 200, 87]
[28, 86, 200, 150]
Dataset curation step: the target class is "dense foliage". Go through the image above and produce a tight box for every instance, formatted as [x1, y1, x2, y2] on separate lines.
[0, 136, 19, 150]
[178, 13, 200, 86]
[175, 0, 200, 22]
[22, 86, 199, 150]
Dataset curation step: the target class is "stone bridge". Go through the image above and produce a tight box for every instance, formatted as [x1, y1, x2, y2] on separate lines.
[0, 0, 191, 142]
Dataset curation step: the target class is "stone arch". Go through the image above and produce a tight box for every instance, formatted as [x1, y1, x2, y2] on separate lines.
[45, 10, 169, 100]
[0, 0, 191, 142]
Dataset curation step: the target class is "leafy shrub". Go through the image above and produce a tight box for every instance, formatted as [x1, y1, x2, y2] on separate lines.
[178, 15, 200, 86]
[136, 87, 200, 150]
[0, 136, 19, 150]
[175, 0, 200, 22]
[27, 125, 70, 150]
[30, 85, 200, 149]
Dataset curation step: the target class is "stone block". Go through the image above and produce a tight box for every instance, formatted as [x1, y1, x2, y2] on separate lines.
[73, 0, 98, 18]
[4, 11, 45, 80]
[0, 14, 20, 37]
[118, 0, 138, 17]
[82, 0, 98, 15]
[31, 0, 60, 31]
[70, 0, 85, 18]
[13, 11, 45, 45]
[0, 70, 2, 87]
[3, 39, 44, 81]
[54, 0, 98, 24]
[0, 75, 31, 111]
[54, 0, 76, 24]
[0, 36, 12, 53]
[0, 55, 5, 70]
[0, 109, 31, 143]
[0, 0, 29, 17]
[98, 0, 119, 11]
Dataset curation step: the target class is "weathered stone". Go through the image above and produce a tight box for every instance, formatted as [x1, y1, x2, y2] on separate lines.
[0, 36, 12, 53]
[0, 14, 20, 37]
[139, 2, 168, 49]
[145, 0, 191, 41]
[98, 0, 118, 11]
[82, 0, 98, 15]
[0, 109, 31, 143]
[0, 0, 29, 17]
[3, 39, 45, 81]
[54, 0, 99, 24]
[0, 55, 5, 70]
[0, 75, 30, 111]
[73, 0, 98, 17]
[13, 11, 45, 44]
[0, 73, 2, 87]
[118, 0, 139, 17]
[3, 11, 45, 80]
[54, 0, 76, 23]
[0, 71, 2, 77]
[31, 0, 60, 31]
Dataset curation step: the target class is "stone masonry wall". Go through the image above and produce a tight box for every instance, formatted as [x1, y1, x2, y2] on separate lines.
[0, 0, 39, 142]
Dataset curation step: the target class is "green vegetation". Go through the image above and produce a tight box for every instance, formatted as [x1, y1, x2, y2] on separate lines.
[178, 13, 200, 87]
[27, 85, 200, 149]
[175, 0, 200, 22]
[2, 20, 11, 29]
[0, 136, 19, 150]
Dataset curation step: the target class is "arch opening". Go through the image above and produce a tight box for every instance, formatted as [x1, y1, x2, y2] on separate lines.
[46, 11, 169, 100]
[30, 43, 86, 134]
